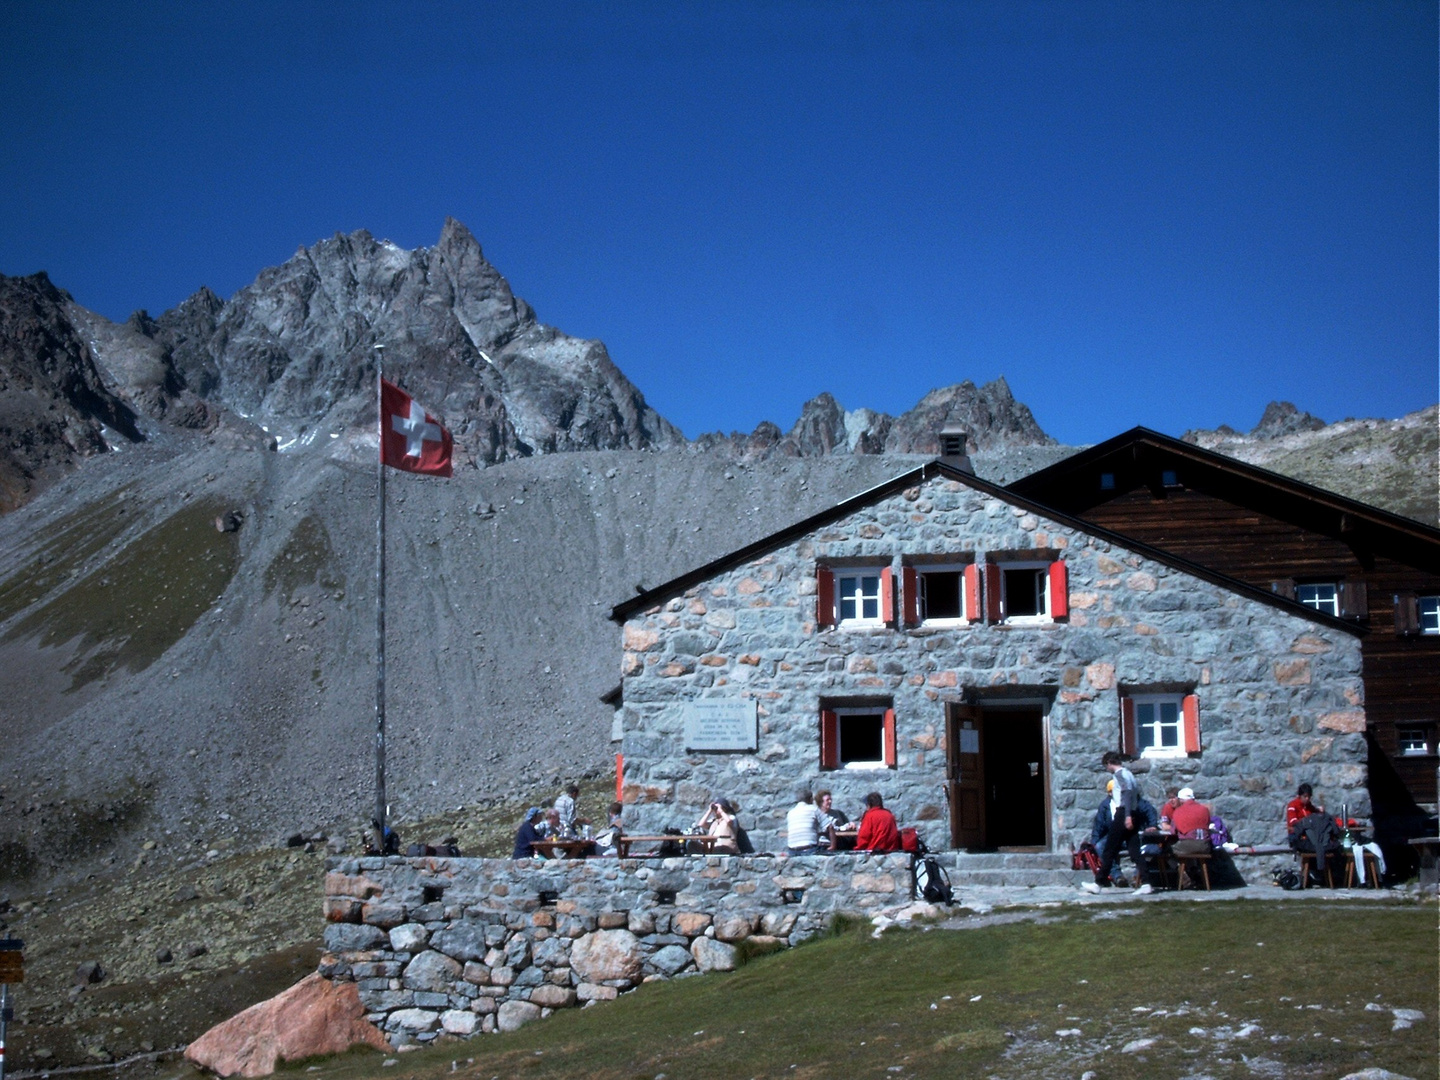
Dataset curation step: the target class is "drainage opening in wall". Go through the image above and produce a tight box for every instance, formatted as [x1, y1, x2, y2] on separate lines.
[654, 889, 677, 905]
[782, 887, 804, 905]
[538, 890, 560, 906]
[422, 885, 446, 904]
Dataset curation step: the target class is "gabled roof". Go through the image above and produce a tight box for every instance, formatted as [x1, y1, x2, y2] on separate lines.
[1007, 426, 1440, 565]
[608, 458, 1364, 636]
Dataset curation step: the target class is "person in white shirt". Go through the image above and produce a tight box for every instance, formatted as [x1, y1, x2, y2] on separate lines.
[786, 786, 826, 855]
[554, 783, 580, 834]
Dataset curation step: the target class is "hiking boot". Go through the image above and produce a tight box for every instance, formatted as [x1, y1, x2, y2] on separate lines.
[1113, 876, 1130, 888]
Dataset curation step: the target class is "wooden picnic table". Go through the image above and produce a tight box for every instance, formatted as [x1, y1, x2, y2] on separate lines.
[530, 838, 596, 859]
[614, 833, 723, 858]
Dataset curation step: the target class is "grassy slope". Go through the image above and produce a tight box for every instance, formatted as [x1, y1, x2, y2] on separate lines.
[266, 901, 1437, 1080]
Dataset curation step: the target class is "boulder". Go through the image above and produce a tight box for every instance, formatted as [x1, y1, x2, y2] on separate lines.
[402, 950, 463, 993]
[496, 1000, 542, 1033]
[691, 937, 737, 973]
[649, 944, 694, 977]
[184, 973, 389, 1077]
[570, 929, 643, 983]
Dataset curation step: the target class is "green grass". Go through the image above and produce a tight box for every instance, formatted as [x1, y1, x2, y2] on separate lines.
[277, 901, 1437, 1080]
[2, 496, 239, 688]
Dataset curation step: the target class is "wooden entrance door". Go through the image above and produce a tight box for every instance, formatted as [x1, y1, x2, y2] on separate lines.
[946, 704, 985, 849]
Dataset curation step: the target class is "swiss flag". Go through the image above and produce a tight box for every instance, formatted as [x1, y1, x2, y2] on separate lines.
[380, 379, 453, 477]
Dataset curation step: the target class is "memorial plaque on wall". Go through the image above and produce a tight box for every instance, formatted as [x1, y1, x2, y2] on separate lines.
[683, 700, 758, 751]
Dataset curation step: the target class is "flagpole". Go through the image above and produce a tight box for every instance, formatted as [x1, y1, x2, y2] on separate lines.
[374, 346, 388, 856]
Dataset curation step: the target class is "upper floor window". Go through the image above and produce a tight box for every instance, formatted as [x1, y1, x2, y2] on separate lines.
[1121, 691, 1200, 758]
[1296, 582, 1339, 617]
[1393, 593, 1439, 636]
[1398, 726, 1433, 757]
[983, 559, 1069, 624]
[901, 563, 978, 626]
[816, 566, 892, 629]
[1421, 597, 1440, 635]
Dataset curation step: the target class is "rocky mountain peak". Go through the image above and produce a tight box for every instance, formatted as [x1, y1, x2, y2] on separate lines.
[1251, 400, 1326, 439]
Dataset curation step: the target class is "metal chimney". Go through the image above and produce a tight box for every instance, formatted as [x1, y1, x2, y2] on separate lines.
[938, 423, 974, 473]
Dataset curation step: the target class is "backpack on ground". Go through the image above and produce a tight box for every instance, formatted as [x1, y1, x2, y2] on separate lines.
[914, 855, 953, 904]
[1072, 841, 1102, 873]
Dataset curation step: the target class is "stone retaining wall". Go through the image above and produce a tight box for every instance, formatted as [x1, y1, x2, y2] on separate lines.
[320, 852, 913, 1044]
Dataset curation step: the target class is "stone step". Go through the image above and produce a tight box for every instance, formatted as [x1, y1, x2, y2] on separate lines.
[947, 852, 1075, 871]
[949, 868, 1087, 888]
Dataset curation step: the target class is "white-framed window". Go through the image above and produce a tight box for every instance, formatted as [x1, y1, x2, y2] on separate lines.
[1297, 582, 1340, 617]
[1001, 562, 1050, 623]
[1132, 694, 1186, 758]
[837, 571, 884, 626]
[1420, 596, 1440, 635]
[918, 565, 967, 624]
[1398, 727, 1432, 757]
[820, 704, 896, 770]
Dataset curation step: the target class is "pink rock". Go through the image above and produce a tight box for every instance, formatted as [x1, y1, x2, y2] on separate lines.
[185, 973, 389, 1077]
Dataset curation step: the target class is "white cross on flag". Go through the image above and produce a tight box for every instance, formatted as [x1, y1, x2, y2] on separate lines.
[380, 378, 453, 477]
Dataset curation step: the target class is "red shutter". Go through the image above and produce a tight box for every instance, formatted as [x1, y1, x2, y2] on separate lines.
[1182, 694, 1201, 754]
[1121, 697, 1137, 755]
[964, 563, 980, 624]
[902, 565, 919, 626]
[1048, 560, 1069, 619]
[881, 566, 895, 626]
[820, 709, 839, 770]
[817, 567, 835, 629]
[883, 708, 897, 767]
[984, 562, 1002, 622]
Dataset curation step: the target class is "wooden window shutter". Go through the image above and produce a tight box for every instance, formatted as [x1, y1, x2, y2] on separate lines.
[1048, 560, 1069, 619]
[816, 567, 835, 629]
[881, 566, 895, 626]
[1394, 592, 1419, 636]
[1120, 697, 1137, 756]
[1339, 581, 1368, 620]
[1271, 579, 1296, 601]
[984, 562, 1003, 622]
[1182, 694, 1201, 753]
[820, 709, 839, 770]
[901, 565, 920, 626]
[883, 707, 897, 767]
[963, 563, 981, 623]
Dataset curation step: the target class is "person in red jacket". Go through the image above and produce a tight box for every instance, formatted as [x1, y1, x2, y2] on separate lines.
[1285, 783, 1324, 833]
[854, 792, 901, 853]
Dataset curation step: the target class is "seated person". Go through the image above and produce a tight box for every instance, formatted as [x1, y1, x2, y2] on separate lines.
[595, 801, 624, 855]
[1168, 788, 1213, 868]
[786, 787, 826, 855]
[696, 798, 740, 854]
[1157, 786, 1181, 830]
[1285, 783, 1324, 833]
[537, 807, 563, 839]
[854, 792, 901, 853]
[1169, 788, 1211, 839]
[554, 783, 584, 834]
[816, 789, 851, 850]
[511, 807, 544, 860]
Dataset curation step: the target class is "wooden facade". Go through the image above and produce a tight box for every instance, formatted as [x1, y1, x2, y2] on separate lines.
[1009, 428, 1440, 844]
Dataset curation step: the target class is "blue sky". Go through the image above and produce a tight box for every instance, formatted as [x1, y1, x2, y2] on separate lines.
[1, 2, 1434, 445]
